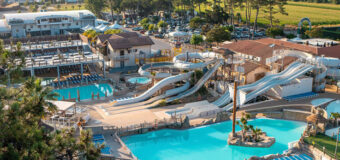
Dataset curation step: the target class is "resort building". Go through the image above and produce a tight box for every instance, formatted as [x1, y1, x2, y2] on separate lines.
[0, 10, 96, 38]
[96, 32, 154, 69]
[217, 38, 340, 84]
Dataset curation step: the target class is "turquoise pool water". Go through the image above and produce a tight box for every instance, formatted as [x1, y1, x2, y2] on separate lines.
[128, 77, 151, 84]
[53, 83, 113, 101]
[122, 119, 306, 160]
[326, 100, 340, 118]
[311, 98, 334, 106]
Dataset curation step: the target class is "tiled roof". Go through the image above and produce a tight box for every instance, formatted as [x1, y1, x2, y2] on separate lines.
[220, 40, 285, 65]
[256, 38, 318, 55]
[256, 38, 340, 58]
[104, 32, 154, 49]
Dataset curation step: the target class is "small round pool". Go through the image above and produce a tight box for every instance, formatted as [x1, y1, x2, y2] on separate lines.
[128, 77, 151, 84]
[326, 100, 340, 118]
[311, 98, 333, 106]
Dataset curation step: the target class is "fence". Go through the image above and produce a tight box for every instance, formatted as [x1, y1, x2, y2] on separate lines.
[303, 137, 338, 159]
[102, 117, 183, 136]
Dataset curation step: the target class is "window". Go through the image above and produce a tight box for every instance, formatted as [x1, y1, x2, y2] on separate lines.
[128, 50, 131, 54]
[133, 49, 138, 52]
[16, 29, 19, 32]
[44, 25, 47, 28]
[62, 24, 65, 27]
[30, 25, 33, 28]
[76, 22, 79, 25]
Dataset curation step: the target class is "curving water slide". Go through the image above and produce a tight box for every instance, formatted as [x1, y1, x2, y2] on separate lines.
[113, 52, 223, 106]
[166, 59, 223, 102]
[113, 72, 193, 106]
[317, 57, 340, 80]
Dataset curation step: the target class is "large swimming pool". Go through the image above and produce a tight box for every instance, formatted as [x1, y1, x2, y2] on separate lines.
[53, 83, 113, 101]
[122, 119, 306, 160]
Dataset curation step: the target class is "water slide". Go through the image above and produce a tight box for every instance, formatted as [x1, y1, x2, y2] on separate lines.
[138, 62, 174, 78]
[238, 61, 303, 92]
[267, 49, 327, 91]
[317, 57, 340, 80]
[113, 72, 193, 106]
[173, 52, 221, 69]
[222, 63, 315, 111]
[210, 61, 303, 109]
[102, 81, 191, 115]
[166, 60, 223, 102]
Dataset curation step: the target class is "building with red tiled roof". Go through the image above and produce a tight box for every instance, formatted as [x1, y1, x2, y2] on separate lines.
[95, 32, 154, 68]
[256, 38, 340, 59]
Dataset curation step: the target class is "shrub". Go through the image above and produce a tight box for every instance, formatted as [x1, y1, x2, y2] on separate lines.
[266, 27, 284, 38]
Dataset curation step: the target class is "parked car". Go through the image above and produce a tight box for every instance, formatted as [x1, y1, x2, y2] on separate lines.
[145, 31, 153, 36]
[140, 30, 146, 34]
[155, 33, 164, 39]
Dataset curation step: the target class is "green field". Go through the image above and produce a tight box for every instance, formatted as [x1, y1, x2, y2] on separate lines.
[197, 1, 340, 26]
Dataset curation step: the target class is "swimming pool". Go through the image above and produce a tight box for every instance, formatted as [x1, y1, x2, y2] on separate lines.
[326, 100, 340, 118]
[122, 119, 306, 160]
[53, 83, 113, 101]
[127, 77, 151, 84]
[311, 98, 334, 106]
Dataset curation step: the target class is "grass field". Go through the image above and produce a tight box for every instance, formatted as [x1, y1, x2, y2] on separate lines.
[196, 1, 340, 26]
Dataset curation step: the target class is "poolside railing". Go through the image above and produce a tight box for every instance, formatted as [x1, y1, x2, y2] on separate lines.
[303, 137, 338, 159]
[100, 117, 183, 136]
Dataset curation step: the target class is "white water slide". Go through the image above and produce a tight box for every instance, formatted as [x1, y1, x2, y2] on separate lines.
[166, 59, 223, 102]
[317, 57, 340, 80]
[113, 52, 222, 106]
[222, 62, 315, 111]
[113, 72, 193, 106]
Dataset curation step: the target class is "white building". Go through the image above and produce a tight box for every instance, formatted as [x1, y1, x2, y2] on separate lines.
[0, 10, 96, 38]
[96, 32, 154, 68]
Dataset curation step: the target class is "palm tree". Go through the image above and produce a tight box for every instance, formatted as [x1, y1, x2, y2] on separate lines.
[250, 125, 262, 142]
[78, 4, 81, 10]
[236, 113, 251, 141]
[331, 112, 340, 127]
[0, 41, 25, 87]
[20, 77, 58, 117]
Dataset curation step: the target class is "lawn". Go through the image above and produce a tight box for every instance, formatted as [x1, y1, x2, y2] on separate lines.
[304, 133, 340, 158]
[196, 1, 340, 26]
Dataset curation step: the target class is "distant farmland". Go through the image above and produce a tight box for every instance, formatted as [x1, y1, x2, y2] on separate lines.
[197, 1, 340, 26]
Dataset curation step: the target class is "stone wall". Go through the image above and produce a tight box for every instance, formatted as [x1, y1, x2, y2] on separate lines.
[283, 110, 311, 122]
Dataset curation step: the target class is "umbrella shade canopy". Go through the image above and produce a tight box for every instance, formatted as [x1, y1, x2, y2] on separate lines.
[109, 22, 122, 29]
[95, 24, 106, 30]
[82, 24, 93, 31]
[99, 25, 109, 32]
[169, 31, 188, 37]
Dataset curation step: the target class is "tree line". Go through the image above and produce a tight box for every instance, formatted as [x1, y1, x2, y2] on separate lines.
[85, 0, 289, 29]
